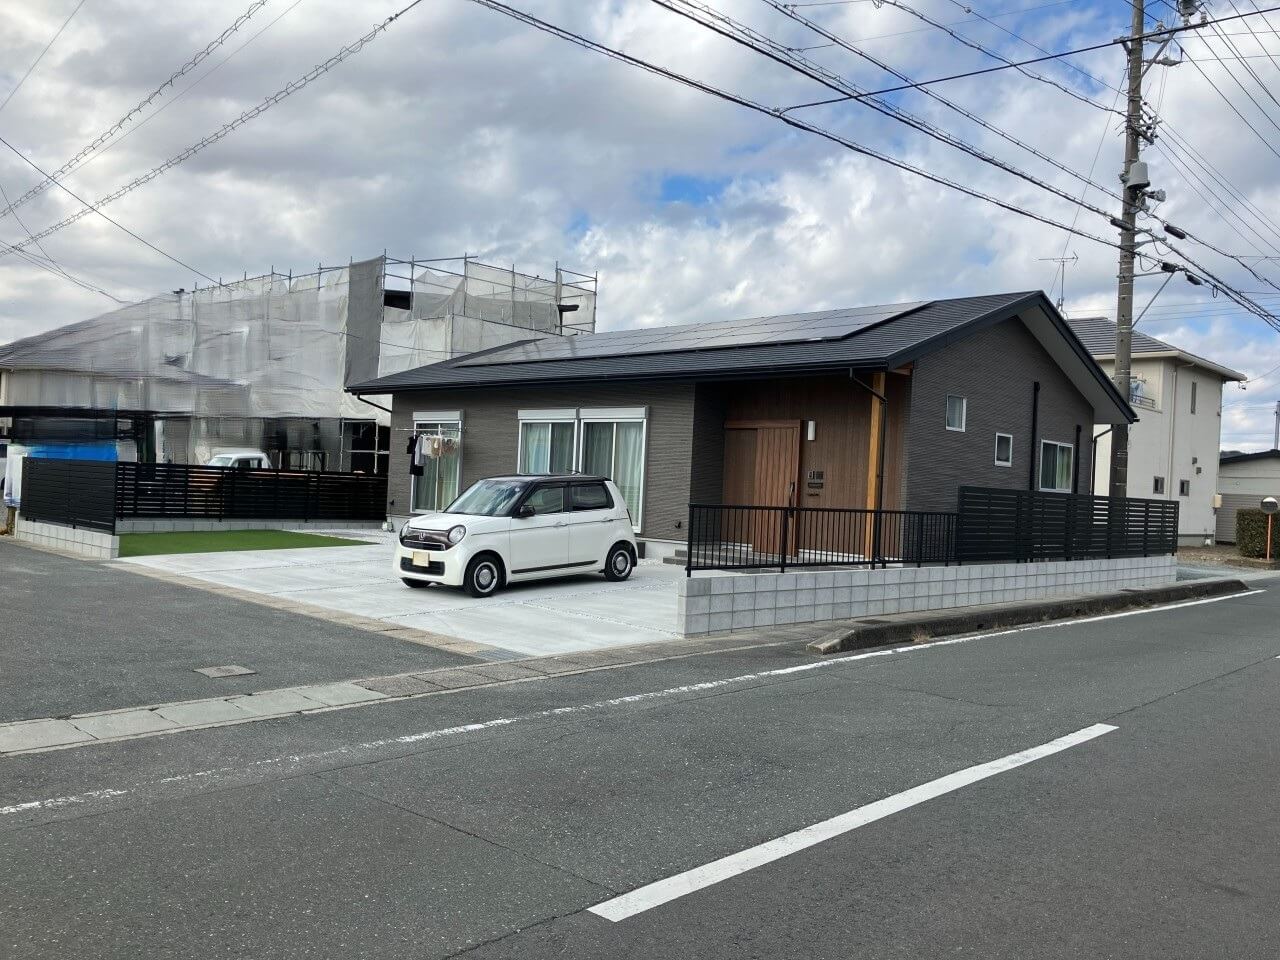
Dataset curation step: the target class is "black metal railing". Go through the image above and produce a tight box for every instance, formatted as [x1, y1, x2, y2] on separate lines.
[20, 458, 118, 532]
[955, 486, 1179, 562]
[686, 488, 1179, 574]
[685, 503, 957, 574]
[115, 462, 387, 522]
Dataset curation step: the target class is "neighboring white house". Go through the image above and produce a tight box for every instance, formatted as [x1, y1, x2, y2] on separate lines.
[1067, 317, 1245, 546]
[1216, 450, 1280, 543]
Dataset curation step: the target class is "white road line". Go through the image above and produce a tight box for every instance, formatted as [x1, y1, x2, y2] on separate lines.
[588, 722, 1119, 922]
[0, 589, 1262, 815]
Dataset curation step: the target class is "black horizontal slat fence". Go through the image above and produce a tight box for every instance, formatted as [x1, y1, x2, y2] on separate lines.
[20, 458, 118, 533]
[954, 486, 1178, 562]
[115, 462, 387, 522]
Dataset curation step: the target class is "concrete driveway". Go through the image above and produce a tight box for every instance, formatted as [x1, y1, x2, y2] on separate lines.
[116, 530, 684, 658]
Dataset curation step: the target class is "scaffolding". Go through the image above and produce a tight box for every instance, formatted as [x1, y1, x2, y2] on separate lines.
[0, 254, 597, 466]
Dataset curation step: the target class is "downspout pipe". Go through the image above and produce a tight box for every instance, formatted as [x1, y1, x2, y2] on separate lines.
[355, 394, 393, 415]
[1091, 426, 1114, 496]
[1072, 424, 1082, 494]
[1028, 381, 1041, 491]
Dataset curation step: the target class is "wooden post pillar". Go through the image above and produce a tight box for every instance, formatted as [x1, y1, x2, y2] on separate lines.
[865, 372, 886, 511]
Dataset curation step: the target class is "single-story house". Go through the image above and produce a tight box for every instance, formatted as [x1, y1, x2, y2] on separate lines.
[1216, 449, 1280, 543]
[349, 291, 1135, 558]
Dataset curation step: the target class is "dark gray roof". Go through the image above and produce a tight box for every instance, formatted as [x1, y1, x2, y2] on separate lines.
[454, 301, 925, 367]
[356, 292, 1018, 389]
[350, 290, 1134, 422]
[1065, 315, 1246, 381]
[1221, 449, 1280, 464]
[1066, 316, 1172, 356]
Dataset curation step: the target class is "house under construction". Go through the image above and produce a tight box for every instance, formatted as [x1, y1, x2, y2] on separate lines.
[0, 255, 597, 473]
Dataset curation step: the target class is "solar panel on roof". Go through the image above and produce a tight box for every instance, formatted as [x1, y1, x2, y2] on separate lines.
[455, 301, 926, 366]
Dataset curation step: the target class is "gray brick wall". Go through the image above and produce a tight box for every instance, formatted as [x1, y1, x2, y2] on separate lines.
[903, 318, 1096, 512]
[388, 382, 698, 541]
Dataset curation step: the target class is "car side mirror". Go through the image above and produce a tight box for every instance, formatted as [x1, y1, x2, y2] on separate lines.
[515, 504, 535, 519]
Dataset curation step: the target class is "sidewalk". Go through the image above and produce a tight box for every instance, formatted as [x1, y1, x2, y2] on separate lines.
[0, 632, 807, 756]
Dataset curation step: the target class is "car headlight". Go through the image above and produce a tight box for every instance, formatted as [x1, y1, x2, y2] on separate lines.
[447, 524, 467, 545]
[398, 520, 413, 542]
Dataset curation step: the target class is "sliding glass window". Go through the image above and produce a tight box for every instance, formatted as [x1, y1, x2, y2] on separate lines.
[518, 421, 575, 474]
[580, 417, 645, 527]
[411, 418, 462, 512]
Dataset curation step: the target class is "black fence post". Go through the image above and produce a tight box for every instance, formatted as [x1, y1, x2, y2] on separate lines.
[915, 514, 924, 568]
[685, 504, 693, 578]
[1143, 500, 1150, 557]
[779, 508, 789, 574]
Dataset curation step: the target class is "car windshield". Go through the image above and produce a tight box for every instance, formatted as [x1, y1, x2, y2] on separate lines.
[208, 455, 234, 467]
[446, 478, 527, 517]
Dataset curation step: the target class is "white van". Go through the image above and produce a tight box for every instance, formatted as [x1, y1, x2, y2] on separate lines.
[206, 449, 273, 470]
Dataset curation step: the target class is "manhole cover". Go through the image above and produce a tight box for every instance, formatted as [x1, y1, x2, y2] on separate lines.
[194, 665, 257, 678]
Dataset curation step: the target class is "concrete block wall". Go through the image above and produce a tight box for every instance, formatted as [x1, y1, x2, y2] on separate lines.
[14, 515, 120, 560]
[677, 555, 1177, 636]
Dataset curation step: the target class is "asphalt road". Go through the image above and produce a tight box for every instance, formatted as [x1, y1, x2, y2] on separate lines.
[0, 540, 472, 720]
[2, 559, 1278, 958]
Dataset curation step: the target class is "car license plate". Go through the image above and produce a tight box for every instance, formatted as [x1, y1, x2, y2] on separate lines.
[412, 550, 435, 567]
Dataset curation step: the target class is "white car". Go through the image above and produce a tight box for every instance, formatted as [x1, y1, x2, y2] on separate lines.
[395, 474, 638, 597]
[206, 449, 273, 470]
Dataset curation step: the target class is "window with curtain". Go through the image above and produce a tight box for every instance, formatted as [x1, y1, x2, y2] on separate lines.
[411, 421, 461, 512]
[581, 418, 645, 527]
[519, 421, 575, 473]
[1038, 440, 1073, 493]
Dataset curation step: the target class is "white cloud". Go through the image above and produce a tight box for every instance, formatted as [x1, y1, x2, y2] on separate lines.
[2, 0, 1279, 449]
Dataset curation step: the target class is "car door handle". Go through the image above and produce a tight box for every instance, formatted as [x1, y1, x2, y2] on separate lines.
[554, 521, 568, 528]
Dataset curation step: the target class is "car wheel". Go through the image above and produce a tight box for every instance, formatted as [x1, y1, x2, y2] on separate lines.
[603, 542, 634, 582]
[464, 555, 503, 598]
[401, 578, 433, 589]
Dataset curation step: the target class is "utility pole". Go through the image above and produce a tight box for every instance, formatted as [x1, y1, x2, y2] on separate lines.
[1274, 400, 1279, 451]
[1109, 0, 1147, 499]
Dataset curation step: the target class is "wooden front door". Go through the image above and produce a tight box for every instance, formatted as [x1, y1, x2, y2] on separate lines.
[722, 420, 801, 558]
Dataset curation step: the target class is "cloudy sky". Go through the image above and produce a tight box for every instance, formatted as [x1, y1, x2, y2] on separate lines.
[1, 0, 1278, 447]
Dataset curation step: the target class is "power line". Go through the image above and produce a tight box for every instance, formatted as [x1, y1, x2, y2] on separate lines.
[0, 0, 427, 259]
[0, 0, 272, 222]
[463, 0, 1280, 333]
[0, 233, 126, 302]
[839, 0, 1085, 45]
[764, 0, 1127, 206]
[0, 0, 88, 115]
[854, 0, 1124, 113]
[464, 0, 1125, 252]
[56, 0, 310, 187]
[0, 135, 215, 283]
[765, 0, 1280, 298]
[657, 0, 1125, 222]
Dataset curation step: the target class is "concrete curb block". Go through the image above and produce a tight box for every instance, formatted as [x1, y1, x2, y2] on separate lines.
[806, 578, 1254, 655]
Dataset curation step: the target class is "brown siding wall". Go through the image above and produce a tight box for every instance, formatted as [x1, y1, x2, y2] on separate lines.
[702, 374, 909, 510]
[903, 317, 1095, 512]
[388, 382, 698, 541]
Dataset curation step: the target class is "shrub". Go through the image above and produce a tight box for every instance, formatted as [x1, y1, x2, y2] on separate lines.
[1236, 509, 1280, 559]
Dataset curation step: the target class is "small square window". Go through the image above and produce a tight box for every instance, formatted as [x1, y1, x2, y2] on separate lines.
[994, 433, 1013, 467]
[946, 395, 967, 432]
[1179, 479, 1191, 497]
[1153, 476, 1165, 495]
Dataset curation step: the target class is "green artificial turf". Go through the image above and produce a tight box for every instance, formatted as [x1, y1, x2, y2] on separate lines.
[118, 529, 369, 558]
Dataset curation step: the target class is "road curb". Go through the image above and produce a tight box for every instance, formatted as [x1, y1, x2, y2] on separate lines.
[806, 577, 1254, 655]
